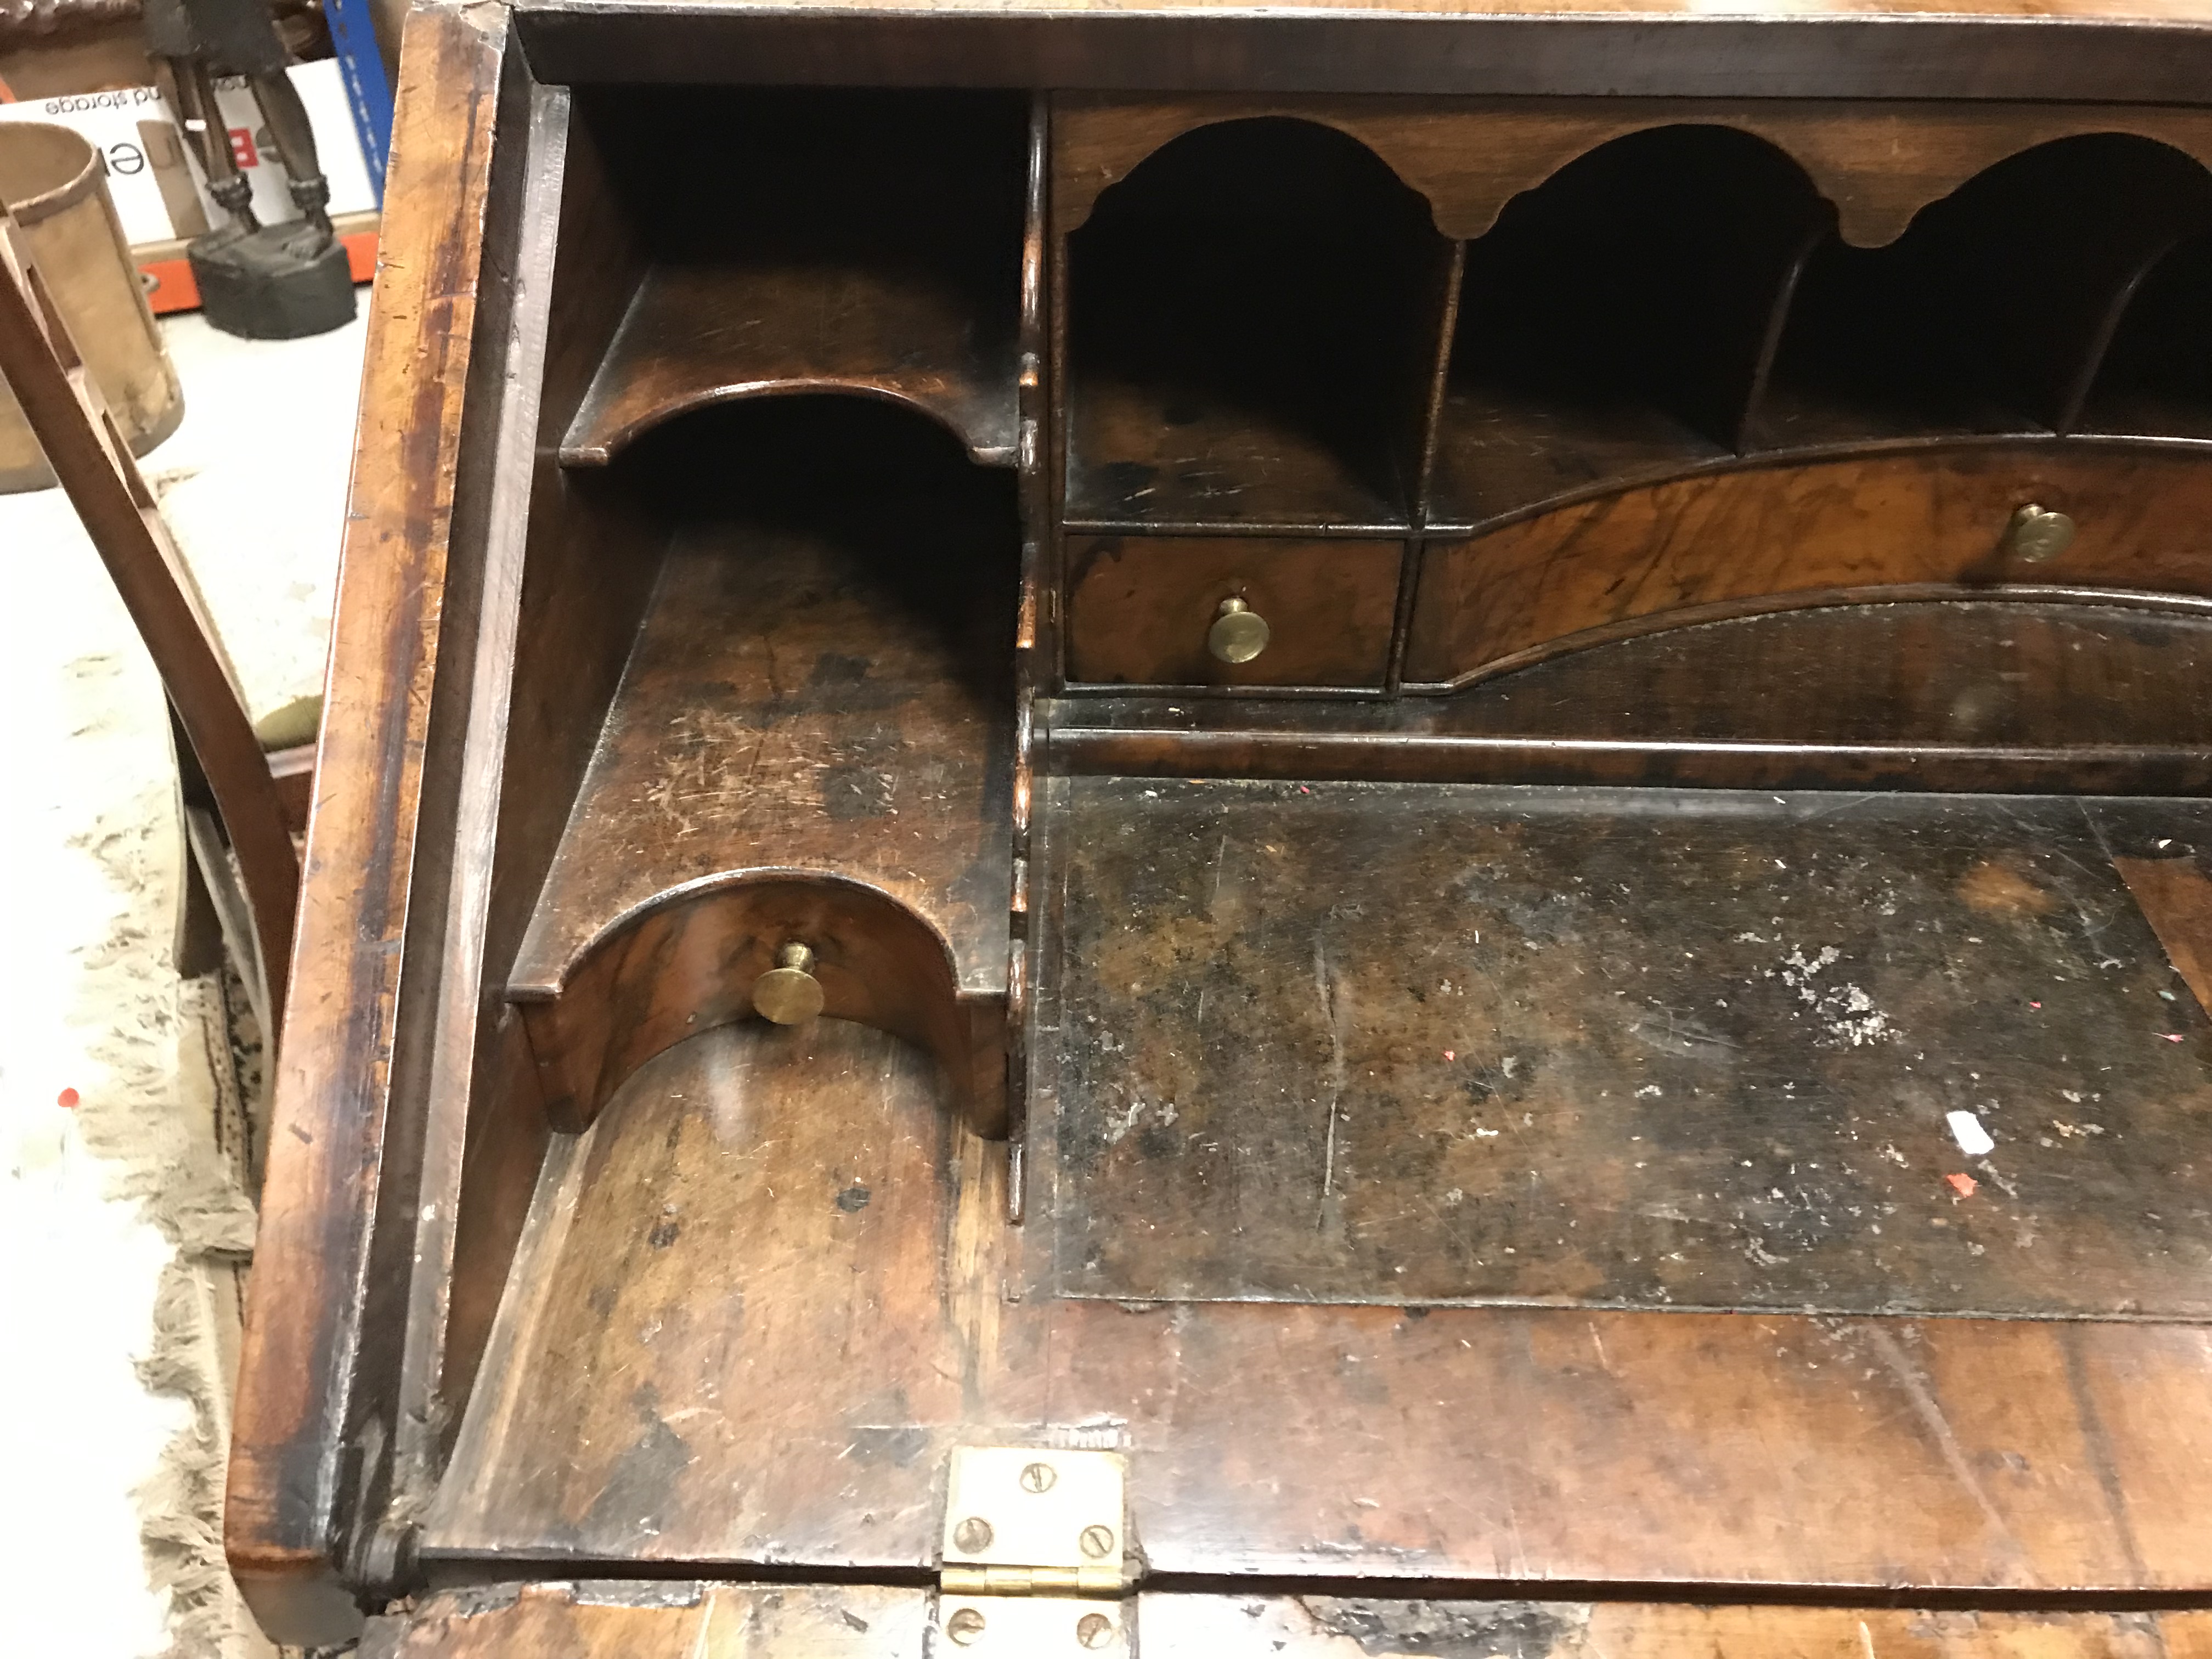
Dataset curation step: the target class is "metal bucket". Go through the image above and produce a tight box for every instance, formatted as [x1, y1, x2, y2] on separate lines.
[0, 121, 185, 493]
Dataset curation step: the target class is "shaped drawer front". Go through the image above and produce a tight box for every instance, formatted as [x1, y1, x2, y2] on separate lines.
[1065, 534, 1402, 688]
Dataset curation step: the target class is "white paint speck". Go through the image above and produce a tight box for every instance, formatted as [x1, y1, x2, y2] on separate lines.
[1946, 1110, 1996, 1157]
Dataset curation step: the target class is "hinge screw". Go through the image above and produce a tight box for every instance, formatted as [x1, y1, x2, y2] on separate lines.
[952, 1516, 994, 1553]
[1077, 1611, 1116, 1649]
[1079, 1523, 1116, 1559]
[945, 1606, 988, 1646]
[1019, 1461, 1058, 1493]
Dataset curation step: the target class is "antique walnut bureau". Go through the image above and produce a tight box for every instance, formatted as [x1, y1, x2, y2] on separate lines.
[233, 1, 2212, 1654]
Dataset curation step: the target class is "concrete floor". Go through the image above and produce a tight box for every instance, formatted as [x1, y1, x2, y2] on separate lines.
[0, 304, 366, 1656]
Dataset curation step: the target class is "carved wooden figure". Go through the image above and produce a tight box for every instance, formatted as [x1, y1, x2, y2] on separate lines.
[232, 3, 2212, 1655]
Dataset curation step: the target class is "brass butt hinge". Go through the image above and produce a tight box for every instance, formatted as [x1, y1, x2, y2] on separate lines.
[937, 1446, 1132, 1654]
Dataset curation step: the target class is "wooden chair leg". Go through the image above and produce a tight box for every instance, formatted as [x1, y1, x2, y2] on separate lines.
[173, 707, 278, 1035]
[174, 798, 227, 983]
[0, 210, 300, 1031]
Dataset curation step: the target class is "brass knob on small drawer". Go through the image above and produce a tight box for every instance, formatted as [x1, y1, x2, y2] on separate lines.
[2005, 503, 2076, 564]
[1207, 596, 1270, 664]
[753, 941, 825, 1025]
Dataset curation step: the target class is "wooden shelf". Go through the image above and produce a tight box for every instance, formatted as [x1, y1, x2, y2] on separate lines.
[561, 86, 1028, 469]
[562, 258, 1020, 467]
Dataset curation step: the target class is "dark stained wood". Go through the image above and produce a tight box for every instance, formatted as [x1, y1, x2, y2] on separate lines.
[1434, 125, 1829, 519]
[227, 3, 512, 1643]
[509, 397, 1017, 1130]
[1406, 444, 2212, 686]
[514, 6, 2212, 108]
[1051, 96, 2212, 249]
[1044, 780, 2212, 1313]
[558, 87, 1027, 468]
[1063, 116, 1450, 531]
[2083, 229, 2212, 441]
[1065, 535, 1403, 689]
[1049, 601, 2212, 793]
[364, 1586, 2212, 1658]
[1757, 135, 2212, 448]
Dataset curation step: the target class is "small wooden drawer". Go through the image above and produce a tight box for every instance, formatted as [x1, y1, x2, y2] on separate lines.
[1065, 534, 1402, 687]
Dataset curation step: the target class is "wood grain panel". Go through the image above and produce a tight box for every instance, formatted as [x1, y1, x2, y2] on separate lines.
[1405, 444, 2212, 687]
[1053, 97, 2212, 247]
[1065, 535, 1402, 687]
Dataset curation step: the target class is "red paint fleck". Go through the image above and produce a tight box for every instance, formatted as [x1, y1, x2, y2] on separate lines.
[1443, 1050, 1455, 1061]
[2165, 1034, 2186, 1043]
[57, 1087, 78, 1109]
[2029, 1001, 2041, 1009]
[1945, 1172, 1977, 1198]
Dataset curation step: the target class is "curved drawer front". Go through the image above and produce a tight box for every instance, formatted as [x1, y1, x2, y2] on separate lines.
[1405, 444, 2212, 686]
[1066, 534, 1403, 688]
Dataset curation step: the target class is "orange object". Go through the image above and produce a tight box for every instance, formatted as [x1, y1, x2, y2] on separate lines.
[1945, 1172, 1978, 1197]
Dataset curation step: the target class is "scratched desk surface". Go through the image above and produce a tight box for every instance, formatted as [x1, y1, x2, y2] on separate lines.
[1039, 782, 2212, 1317]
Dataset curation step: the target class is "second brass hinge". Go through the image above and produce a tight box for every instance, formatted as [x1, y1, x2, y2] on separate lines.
[936, 1446, 1131, 1653]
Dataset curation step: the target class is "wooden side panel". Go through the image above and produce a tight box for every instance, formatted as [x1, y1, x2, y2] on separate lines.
[1406, 445, 2212, 686]
[395, 83, 664, 1498]
[227, 3, 510, 1643]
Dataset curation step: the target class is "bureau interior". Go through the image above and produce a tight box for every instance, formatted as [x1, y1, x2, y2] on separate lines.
[415, 86, 2212, 1488]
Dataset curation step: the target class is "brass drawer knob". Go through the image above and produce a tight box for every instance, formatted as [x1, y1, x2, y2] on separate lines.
[2005, 503, 2076, 564]
[1207, 596, 1270, 664]
[753, 941, 825, 1025]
